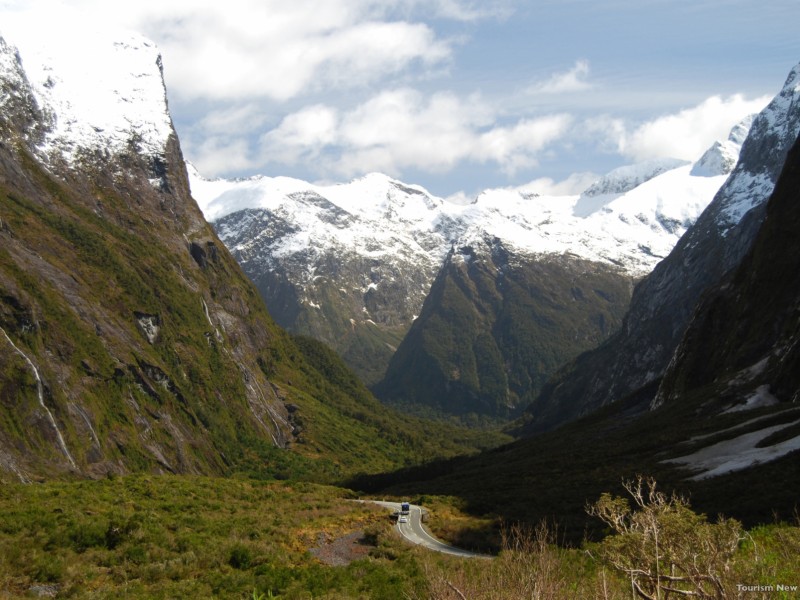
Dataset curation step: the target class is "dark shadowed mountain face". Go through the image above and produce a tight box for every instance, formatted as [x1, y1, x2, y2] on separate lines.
[374, 238, 635, 420]
[654, 132, 800, 411]
[525, 63, 800, 433]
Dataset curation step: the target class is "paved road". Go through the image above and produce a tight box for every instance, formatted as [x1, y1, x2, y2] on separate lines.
[367, 500, 490, 558]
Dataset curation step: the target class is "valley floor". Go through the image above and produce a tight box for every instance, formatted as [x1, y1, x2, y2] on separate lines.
[1, 474, 798, 599]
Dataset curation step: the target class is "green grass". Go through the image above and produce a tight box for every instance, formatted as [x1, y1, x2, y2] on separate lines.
[0, 475, 425, 599]
[0, 475, 796, 599]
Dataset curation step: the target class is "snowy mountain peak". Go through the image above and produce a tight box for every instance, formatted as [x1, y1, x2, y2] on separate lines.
[691, 141, 740, 177]
[192, 134, 742, 294]
[691, 114, 755, 177]
[728, 114, 755, 146]
[712, 62, 800, 229]
[0, 20, 173, 167]
[582, 157, 690, 197]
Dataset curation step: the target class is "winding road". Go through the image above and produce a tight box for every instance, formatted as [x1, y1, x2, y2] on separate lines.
[367, 500, 490, 558]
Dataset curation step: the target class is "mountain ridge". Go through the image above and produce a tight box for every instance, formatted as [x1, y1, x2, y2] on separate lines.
[190, 124, 747, 390]
[525, 61, 800, 432]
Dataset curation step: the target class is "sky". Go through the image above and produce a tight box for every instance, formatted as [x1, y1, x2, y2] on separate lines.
[1, 0, 798, 199]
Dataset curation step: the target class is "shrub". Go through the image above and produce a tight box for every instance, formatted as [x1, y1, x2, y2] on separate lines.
[228, 543, 253, 570]
[587, 476, 743, 600]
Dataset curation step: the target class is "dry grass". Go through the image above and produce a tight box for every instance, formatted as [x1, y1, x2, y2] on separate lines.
[410, 521, 627, 600]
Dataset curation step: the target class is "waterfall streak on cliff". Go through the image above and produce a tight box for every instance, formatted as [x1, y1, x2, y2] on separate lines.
[1, 327, 77, 468]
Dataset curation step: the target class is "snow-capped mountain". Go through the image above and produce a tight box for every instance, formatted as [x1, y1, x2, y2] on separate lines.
[528, 62, 800, 432]
[582, 157, 689, 196]
[193, 148, 738, 279]
[691, 115, 754, 177]
[1, 22, 173, 170]
[190, 120, 749, 388]
[2, 21, 413, 479]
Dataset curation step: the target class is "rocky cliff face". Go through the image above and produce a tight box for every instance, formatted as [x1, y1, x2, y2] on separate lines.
[0, 28, 305, 480]
[654, 132, 800, 412]
[526, 63, 800, 432]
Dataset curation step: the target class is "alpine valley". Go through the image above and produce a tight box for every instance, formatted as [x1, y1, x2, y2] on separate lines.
[191, 122, 749, 419]
[353, 63, 800, 541]
[1, 12, 800, 598]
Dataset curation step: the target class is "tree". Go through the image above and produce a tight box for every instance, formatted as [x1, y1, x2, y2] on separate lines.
[587, 476, 742, 600]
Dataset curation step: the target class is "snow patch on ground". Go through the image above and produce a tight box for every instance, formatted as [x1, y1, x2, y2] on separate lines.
[726, 358, 770, 388]
[724, 385, 780, 413]
[666, 418, 800, 480]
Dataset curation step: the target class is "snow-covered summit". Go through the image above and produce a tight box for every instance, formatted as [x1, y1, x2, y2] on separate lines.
[582, 158, 689, 197]
[713, 62, 800, 228]
[0, 16, 173, 166]
[190, 117, 751, 279]
[691, 114, 755, 177]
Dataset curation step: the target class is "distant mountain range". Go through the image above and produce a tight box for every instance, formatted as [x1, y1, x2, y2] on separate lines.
[190, 117, 751, 417]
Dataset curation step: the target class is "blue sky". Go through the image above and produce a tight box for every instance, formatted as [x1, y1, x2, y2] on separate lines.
[2, 0, 798, 198]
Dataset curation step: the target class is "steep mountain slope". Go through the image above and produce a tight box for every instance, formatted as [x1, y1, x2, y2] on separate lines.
[374, 244, 634, 419]
[192, 141, 738, 394]
[374, 145, 752, 419]
[655, 131, 800, 414]
[196, 171, 448, 386]
[526, 63, 800, 432]
[0, 27, 501, 483]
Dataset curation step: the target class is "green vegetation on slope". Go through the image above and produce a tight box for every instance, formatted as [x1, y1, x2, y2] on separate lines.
[376, 246, 634, 421]
[286, 334, 512, 478]
[0, 475, 797, 599]
[0, 475, 424, 599]
[243, 245, 421, 388]
[353, 381, 800, 545]
[0, 133, 507, 483]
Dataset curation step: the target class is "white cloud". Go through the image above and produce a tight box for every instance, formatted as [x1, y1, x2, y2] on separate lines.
[188, 136, 256, 176]
[255, 89, 572, 178]
[617, 94, 771, 162]
[520, 172, 600, 196]
[583, 115, 628, 154]
[475, 115, 573, 174]
[392, 0, 515, 21]
[261, 105, 340, 164]
[528, 60, 593, 95]
[335, 89, 491, 173]
[7, 0, 460, 102]
[196, 104, 272, 136]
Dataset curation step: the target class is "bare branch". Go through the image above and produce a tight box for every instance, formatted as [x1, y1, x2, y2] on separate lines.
[445, 581, 467, 600]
